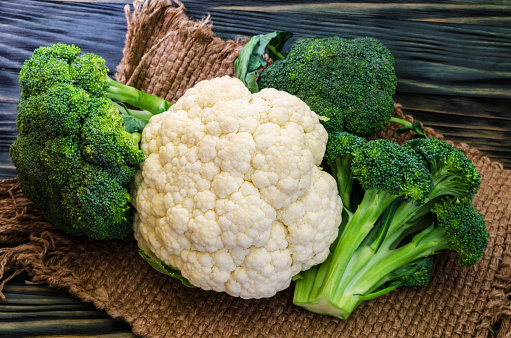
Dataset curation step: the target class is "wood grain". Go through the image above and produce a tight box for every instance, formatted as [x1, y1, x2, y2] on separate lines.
[0, 1, 509, 336]
[0, 0, 509, 166]
[0, 274, 135, 337]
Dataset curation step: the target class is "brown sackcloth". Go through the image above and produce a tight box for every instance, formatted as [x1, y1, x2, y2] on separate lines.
[1, 0, 510, 337]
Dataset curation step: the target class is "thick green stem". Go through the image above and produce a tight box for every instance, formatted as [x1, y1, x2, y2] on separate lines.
[430, 171, 468, 200]
[124, 108, 154, 122]
[331, 156, 353, 210]
[131, 132, 141, 145]
[296, 190, 396, 305]
[338, 227, 447, 312]
[386, 201, 426, 240]
[296, 225, 447, 319]
[105, 76, 170, 115]
[112, 102, 154, 122]
[293, 190, 447, 319]
[334, 199, 401, 295]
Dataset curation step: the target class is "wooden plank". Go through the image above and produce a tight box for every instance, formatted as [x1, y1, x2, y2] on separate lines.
[182, 0, 511, 98]
[394, 93, 511, 167]
[0, 275, 135, 337]
[0, 1, 510, 336]
[0, 0, 509, 167]
[0, 0, 127, 71]
[1, 0, 509, 98]
[0, 153, 17, 180]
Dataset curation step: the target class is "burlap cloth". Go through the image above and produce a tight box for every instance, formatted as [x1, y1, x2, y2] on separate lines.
[1, 1, 510, 337]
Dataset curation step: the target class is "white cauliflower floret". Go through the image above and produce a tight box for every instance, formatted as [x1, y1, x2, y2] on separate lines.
[132, 76, 342, 299]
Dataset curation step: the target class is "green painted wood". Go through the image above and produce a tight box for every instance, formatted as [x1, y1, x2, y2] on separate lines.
[0, 0, 510, 336]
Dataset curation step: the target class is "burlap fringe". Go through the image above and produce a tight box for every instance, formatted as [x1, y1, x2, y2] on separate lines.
[1, 1, 511, 337]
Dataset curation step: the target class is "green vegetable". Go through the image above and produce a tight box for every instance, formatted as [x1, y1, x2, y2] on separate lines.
[323, 131, 366, 211]
[235, 33, 428, 138]
[9, 43, 170, 240]
[138, 250, 195, 288]
[257, 36, 397, 137]
[293, 136, 488, 319]
[234, 31, 292, 93]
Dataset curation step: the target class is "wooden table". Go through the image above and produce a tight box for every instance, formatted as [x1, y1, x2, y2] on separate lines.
[0, 0, 510, 336]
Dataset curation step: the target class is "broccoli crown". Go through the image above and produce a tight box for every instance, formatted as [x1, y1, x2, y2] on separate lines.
[258, 36, 397, 137]
[324, 131, 366, 166]
[432, 198, 489, 266]
[387, 256, 433, 288]
[398, 257, 433, 287]
[351, 139, 433, 205]
[406, 137, 481, 200]
[10, 43, 144, 239]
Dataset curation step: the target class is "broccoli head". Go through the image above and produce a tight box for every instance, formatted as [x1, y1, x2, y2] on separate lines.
[405, 137, 481, 200]
[10, 43, 170, 239]
[293, 137, 487, 320]
[432, 198, 488, 266]
[258, 36, 397, 137]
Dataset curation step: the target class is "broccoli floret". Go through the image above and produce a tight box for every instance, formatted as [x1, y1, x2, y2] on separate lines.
[9, 43, 170, 240]
[382, 137, 482, 242]
[324, 131, 366, 210]
[406, 137, 481, 200]
[258, 36, 397, 137]
[293, 137, 488, 320]
[432, 198, 488, 266]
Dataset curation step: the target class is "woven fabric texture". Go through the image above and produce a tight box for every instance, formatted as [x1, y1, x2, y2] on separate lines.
[1, 1, 510, 337]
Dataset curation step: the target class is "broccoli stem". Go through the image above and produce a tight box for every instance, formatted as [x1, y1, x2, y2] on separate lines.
[105, 76, 170, 115]
[266, 44, 286, 60]
[331, 155, 354, 209]
[337, 226, 447, 315]
[389, 117, 413, 129]
[389, 117, 427, 138]
[295, 223, 447, 319]
[131, 132, 142, 145]
[429, 168, 472, 200]
[295, 190, 396, 309]
[123, 107, 154, 122]
[112, 101, 154, 122]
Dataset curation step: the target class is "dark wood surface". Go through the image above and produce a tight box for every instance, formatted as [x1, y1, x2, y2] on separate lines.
[0, 0, 510, 336]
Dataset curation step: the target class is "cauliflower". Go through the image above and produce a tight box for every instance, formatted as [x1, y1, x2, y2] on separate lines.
[132, 76, 342, 299]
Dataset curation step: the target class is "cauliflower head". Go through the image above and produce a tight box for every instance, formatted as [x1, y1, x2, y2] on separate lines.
[132, 76, 342, 299]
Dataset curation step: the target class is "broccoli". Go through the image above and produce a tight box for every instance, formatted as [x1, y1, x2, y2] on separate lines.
[235, 33, 427, 138]
[9, 43, 170, 240]
[293, 137, 488, 319]
[257, 36, 397, 137]
[324, 131, 366, 211]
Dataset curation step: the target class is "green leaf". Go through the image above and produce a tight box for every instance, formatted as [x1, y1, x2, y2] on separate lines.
[138, 249, 196, 288]
[411, 121, 427, 138]
[122, 114, 148, 133]
[234, 31, 293, 93]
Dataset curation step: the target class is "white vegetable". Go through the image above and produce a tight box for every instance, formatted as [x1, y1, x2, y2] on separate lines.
[132, 76, 342, 299]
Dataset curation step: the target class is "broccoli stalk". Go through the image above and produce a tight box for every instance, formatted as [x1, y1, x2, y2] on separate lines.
[293, 137, 488, 319]
[323, 131, 366, 210]
[105, 76, 169, 118]
[10, 43, 171, 240]
[389, 117, 427, 138]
